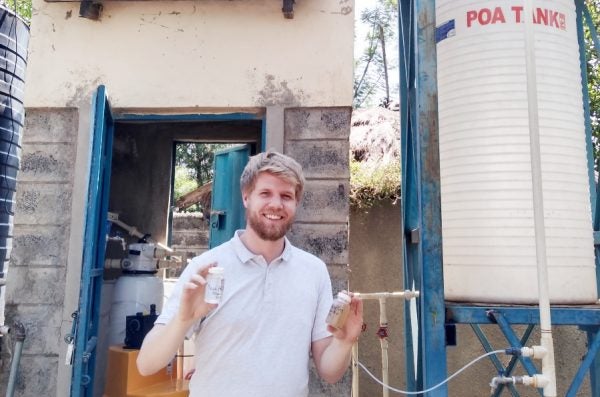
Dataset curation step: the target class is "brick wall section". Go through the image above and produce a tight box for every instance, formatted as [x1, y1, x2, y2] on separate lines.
[285, 107, 350, 268]
[284, 107, 351, 396]
[0, 109, 78, 396]
[170, 213, 209, 277]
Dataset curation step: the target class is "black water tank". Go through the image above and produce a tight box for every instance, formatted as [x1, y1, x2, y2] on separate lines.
[0, 7, 29, 279]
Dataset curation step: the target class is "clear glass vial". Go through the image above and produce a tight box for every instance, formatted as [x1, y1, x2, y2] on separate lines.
[326, 291, 352, 329]
[204, 267, 225, 304]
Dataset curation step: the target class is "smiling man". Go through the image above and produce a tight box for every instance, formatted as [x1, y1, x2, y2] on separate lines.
[137, 150, 363, 397]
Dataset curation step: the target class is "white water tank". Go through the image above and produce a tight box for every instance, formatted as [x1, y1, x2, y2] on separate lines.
[436, 0, 597, 303]
[108, 274, 164, 346]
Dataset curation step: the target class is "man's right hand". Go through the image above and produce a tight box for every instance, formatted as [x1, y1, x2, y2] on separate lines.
[137, 261, 220, 376]
[178, 262, 218, 323]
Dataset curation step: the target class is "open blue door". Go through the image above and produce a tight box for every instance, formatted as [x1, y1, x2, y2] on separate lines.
[209, 145, 250, 248]
[70, 86, 114, 397]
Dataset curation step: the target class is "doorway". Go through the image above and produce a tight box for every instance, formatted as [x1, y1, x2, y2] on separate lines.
[86, 110, 263, 397]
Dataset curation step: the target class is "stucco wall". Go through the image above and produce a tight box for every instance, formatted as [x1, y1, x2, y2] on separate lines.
[25, 0, 354, 108]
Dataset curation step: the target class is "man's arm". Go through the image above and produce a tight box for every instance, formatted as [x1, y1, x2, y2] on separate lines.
[136, 320, 193, 376]
[137, 263, 216, 376]
[311, 297, 363, 383]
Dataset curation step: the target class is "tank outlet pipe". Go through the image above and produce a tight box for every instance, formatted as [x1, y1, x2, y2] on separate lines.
[489, 375, 549, 395]
[351, 290, 418, 397]
[353, 290, 420, 300]
[6, 321, 26, 397]
[523, 0, 557, 394]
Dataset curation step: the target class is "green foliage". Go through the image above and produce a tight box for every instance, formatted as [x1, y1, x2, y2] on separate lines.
[173, 166, 198, 201]
[350, 158, 401, 209]
[175, 143, 232, 187]
[2, 0, 31, 22]
[585, 0, 600, 166]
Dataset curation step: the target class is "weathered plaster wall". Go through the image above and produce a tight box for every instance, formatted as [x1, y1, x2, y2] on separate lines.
[25, 0, 354, 108]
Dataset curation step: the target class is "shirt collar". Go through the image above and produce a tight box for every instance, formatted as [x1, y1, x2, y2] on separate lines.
[232, 230, 293, 264]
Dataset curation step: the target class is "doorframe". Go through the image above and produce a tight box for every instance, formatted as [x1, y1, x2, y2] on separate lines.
[73, 108, 265, 396]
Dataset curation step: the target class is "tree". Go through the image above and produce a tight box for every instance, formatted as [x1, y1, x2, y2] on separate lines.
[354, 0, 398, 108]
[584, 0, 600, 166]
[175, 143, 231, 189]
[2, 0, 31, 22]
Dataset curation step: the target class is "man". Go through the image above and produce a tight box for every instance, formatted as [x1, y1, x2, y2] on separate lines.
[137, 150, 363, 397]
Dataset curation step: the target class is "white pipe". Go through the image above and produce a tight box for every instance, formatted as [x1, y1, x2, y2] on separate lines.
[354, 290, 419, 300]
[523, 0, 557, 395]
[352, 343, 359, 397]
[108, 217, 173, 252]
[379, 298, 389, 397]
[350, 291, 419, 397]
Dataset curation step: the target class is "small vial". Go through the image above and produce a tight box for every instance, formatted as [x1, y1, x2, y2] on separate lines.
[204, 267, 225, 304]
[326, 291, 352, 329]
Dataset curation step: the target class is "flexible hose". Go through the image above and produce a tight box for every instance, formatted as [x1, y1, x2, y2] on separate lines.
[356, 349, 505, 395]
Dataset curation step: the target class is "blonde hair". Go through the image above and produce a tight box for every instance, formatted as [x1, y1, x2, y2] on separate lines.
[240, 150, 305, 201]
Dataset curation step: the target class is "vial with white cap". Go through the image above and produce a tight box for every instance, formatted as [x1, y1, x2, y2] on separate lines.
[326, 291, 352, 329]
[204, 267, 225, 304]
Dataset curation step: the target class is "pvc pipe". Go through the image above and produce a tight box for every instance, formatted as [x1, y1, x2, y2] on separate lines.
[523, 0, 557, 395]
[108, 217, 173, 252]
[490, 374, 550, 394]
[351, 291, 419, 397]
[354, 290, 419, 300]
[352, 343, 359, 397]
[379, 298, 390, 397]
[6, 322, 25, 397]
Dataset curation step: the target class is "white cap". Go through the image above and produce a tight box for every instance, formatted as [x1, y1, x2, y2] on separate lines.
[208, 267, 225, 274]
[337, 291, 351, 304]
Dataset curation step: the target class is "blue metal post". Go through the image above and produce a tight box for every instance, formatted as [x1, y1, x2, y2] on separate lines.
[399, 0, 418, 391]
[414, 0, 447, 394]
[577, 2, 600, 395]
[566, 327, 600, 397]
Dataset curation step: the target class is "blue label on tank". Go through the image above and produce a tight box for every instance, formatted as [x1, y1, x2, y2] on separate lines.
[436, 19, 455, 43]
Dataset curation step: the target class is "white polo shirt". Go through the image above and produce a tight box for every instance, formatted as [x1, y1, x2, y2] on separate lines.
[156, 231, 333, 397]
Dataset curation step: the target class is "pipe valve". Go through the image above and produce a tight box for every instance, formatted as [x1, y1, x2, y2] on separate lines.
[504, 345, 547, 359]
[490, 374, 549, 394]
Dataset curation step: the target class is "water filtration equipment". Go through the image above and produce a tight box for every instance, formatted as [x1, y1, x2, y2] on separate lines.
[436, 0, 596, 303]
[108, 241, 164, 346]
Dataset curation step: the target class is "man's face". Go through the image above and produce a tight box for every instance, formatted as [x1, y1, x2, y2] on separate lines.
[243, 172, 298, 241]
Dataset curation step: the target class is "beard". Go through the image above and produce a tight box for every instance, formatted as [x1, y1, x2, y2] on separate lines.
[246, 209, 294, 241]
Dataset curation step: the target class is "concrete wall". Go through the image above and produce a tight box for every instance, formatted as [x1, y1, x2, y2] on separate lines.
[25, 0, 354, 108]
[285, 107, 351, 395]
[349, 200, 591, 397]
[3, 1, 354, 394]
[171, 213, 209, 263]
[0, 109, 80, 396]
